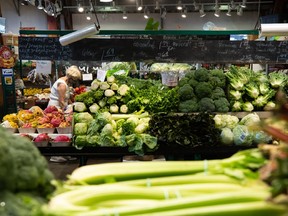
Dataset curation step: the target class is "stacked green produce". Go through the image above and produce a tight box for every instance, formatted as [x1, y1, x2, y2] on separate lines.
[43, 148, 288, 216]
[149, 112, 221, 148]
[178, 68, 229, 113]
[73, 111, 158, 155]
[227, 66, 286, 112]
[0, 127, 55, 216]
[214, 113, 272, 146]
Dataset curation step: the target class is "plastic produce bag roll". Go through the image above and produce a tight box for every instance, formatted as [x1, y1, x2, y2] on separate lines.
[260, 23, 288, 37]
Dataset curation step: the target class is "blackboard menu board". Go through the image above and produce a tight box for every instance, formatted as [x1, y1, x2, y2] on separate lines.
[19, 36, 288, 64]
[18, 37, 72, 60]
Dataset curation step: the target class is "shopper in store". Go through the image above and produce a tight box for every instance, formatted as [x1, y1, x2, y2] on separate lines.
[48, 65, 81, 111]
[48, 65, 81, 163]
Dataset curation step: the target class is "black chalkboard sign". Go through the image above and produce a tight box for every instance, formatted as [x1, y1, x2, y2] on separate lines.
[18, 36, 288, 64]
[18, 37, 72, 60]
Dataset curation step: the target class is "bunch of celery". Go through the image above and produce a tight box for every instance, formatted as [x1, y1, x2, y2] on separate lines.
[43, 149, 288, 216]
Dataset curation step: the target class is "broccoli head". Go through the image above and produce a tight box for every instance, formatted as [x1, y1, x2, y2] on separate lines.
[195, 82, 213, 99]
[188, 79, 199, 89]
[0, 128, 55, 196]
[210, 69, 226, 84]
[211, 87, 226, 100]
[214, 97, 230, 112]
[178, 84, 194, 101]
[178, 99, 199, 113]
[184, 70, 195, 80]
[178, 77, 189, 87]
[194, 68, 210, 82]
[198, 97, 215, 112]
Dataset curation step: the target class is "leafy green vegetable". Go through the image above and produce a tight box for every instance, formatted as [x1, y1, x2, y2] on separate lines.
[178, 84, 194, 100]
[233, 125, 254, 146]
[214, 97, 230, 112]
[149, 112, 221, 148]
[73, 102, 87, 112]
[220, 128, 234, 145]
[245, 82, 260, 99]
[74, 123, 88, 135]
[268, 71, 287, 88]
[74, 112, 93, 124]
[195, 82, 213, 99]
[242, 102, 254, 112]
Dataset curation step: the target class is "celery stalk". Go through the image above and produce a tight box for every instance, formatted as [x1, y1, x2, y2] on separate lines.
[74, 190, 273, 216]
[133, 201, 287, 216]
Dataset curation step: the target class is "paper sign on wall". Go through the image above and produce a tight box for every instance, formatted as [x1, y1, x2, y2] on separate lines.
[97, 69, 107, 82]
[82, 73, 93, 81]
[36, 60, 52, 75]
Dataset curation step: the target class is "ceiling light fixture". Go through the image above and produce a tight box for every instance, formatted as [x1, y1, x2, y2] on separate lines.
[226, 4, 232, 16]
[193, 1, 199, 10]
[37, 0, 44, 9]
[237, 5, 243, 15]
[123, 11, 128, 19]
[136, 0, 143, 11]
[214, 0, 220, 17]
[21, 0, 29, 6]
[155, 0, 160, 10]
[199, 4, 206, 17]
[181, 7, 187, 18]
[77, 2, 84, 12]
[240, 0, 246, 8]
[230, 0, 236, 9]
[86, 10, 91, 20]
[161, 7, 167, 19]
[177, 1, 183, 10]
[144, 7, 150, 19]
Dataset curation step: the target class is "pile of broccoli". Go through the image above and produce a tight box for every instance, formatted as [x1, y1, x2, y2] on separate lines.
[178, 68, 229, 113]
[0, 127, 55, 215]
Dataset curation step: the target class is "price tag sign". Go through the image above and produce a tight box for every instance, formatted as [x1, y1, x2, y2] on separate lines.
[82, 73, 93, 81]
[97, 69, 107, 82]
[36, 60, 52, 75]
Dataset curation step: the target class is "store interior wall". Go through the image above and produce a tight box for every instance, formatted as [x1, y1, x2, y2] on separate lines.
[1, 1, 48, 34]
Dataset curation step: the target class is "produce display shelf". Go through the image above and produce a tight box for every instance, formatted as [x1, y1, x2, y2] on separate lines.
[38, 145, 255, 166]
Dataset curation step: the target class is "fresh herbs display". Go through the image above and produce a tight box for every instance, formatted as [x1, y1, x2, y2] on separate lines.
[149, 112, 221, 148]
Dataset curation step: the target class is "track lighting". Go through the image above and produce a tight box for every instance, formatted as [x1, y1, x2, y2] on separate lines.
[143, 7, 150, 19]
[193, 1, 199, 11]
[199, 4, 206, 17]
[181, 8, 187, 18]
[122, 11, 128, 19]
[136, 0, 143, 11]
[240, 0, 246, 8]
[230, 0, 236, 9]
[214, 0, 220, 17]
[86, 11, 91, 20]
[226, 4, 232, 16]
[77, 2, 84, 12]
[37, 0, 44, 9]
[177, 1, 183, 10]
[237, 5, 243, 16]
[21, 0, 29, 6]
[161, 7, 167, 19]
[155, 0, 160, 10]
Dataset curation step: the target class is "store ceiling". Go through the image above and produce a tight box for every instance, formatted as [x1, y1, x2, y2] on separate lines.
[61, 0, 276, 14]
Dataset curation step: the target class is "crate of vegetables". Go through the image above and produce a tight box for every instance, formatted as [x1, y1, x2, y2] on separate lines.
[50, 135, 71, 147]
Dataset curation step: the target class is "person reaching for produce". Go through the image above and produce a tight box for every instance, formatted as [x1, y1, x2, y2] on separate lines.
[47, 65, 81, 111]
[48, 65, 81, 163]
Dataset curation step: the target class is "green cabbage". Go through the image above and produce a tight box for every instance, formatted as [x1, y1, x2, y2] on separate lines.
[220, 128, 234, 146]
[233, 125, 253, 146]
